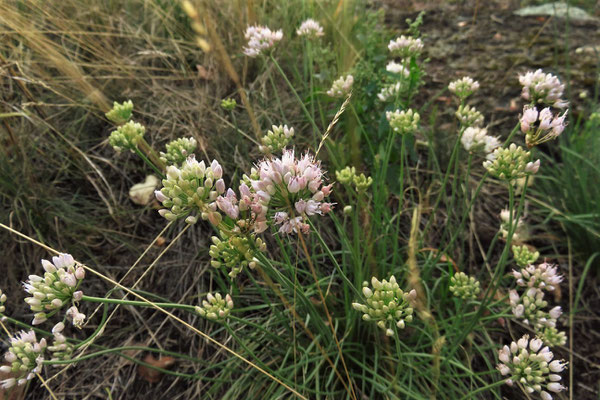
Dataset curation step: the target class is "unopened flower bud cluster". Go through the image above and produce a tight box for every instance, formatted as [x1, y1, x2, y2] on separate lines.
[105, 100, 133, 125]
[160, 137, 197, 166]
[155, 157, 225, 225]
[259, 125, 294, 154]
[449, 272, 480, 300]
[327, 75, 353, 98]
[221, 98, 237, 111]
[24, 254, 85, 326]
[483, 143, 539, 181]
[449, 76, 480, 101]
[513, 245, 540, 268]
[210, 231, 266, 278]
[108, 121, 145, 152]
[352, 276, 417, 337]
[0, 330, 46, 389]
[195, 292, 234, 322]
[497, 335, 566, 399]
[335, 166, 373, 193]
[455, 104, 484, 127]
[386, 108, 420, 135]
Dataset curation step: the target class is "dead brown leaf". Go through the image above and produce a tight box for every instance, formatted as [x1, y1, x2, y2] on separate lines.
[137, 354, 176, 383]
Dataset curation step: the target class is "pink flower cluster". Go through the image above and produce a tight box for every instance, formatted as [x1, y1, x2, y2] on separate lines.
[215, 183, 270, 233]
[251, 149, 333, 235]
[519, 69, 568, 109]
[243, 25, 283, 57]
[520, 106, 568, 147]
[512, 262, 563, 292]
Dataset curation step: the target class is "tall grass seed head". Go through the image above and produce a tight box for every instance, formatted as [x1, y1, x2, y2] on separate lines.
[455, 104, 484, 127]
[483, 143, 539, 181]
[352, 275, 417, 336]
[0, 330, 47, 388]
[497, 334, 566, 399]
[449, 272, 481, 300]
[160, 137, 197, 166]
[195, 292, 233, 322]
[388, 35, 424, 58]
[512, 262, 563, 292]
[296, 19, 324, 38]
[155, 156, 224, 225]
[259, 125, 294, 154]
[461, 127, 501, 153]
[221, 98, 237, 111]
[513, 245, 540, 267]
[243, 25, 283, 57]
[24, 254, 85, 325]
[109, 121, 145, 152]
[327, 75, 353, 98]
[520, 106, 568, 147]
[210, 232, 266, 278]
[386, 108, 420, 135]
[519, 69, 568, 109]
[105, 100, 133, 125]
[448, 76, 480, 100]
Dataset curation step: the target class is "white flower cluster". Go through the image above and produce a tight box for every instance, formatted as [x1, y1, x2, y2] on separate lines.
[377, 82, 405, 102]
[461, 127, 500, 153]
[195, 292, 233, 322]
[386, 108, 420, 135]
[48, 322, 74, 362]
[497, 335, 566, 400]
[483, 143, 540, 181]
[243, 25, 283, 57]
[259, 124, 295, 154]
[296, 19, 324, 38]
[520, 106, 568, 147]
[24, 254, 85, 326]
[160, 137, 197, 166]
[500, 208, 529, 244]
[155, 156, 225, 225]
[509, 288, 562, 330]
[512, 262, 563, 292]
[327, 75, 354, 98]
[386, 61, 409, 77]
[251, 149, 333, 235]
[455, 104, 484, 127]
[352, 276, 417, 337]
[0, 330, 46, 389]
[388, 35, 424, 58]
[448, 76, 480, 100]
[519, 69, 568, 109]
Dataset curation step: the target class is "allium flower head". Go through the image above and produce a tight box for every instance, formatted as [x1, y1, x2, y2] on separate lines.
[23, 254, 85, 325]
[483, 143, 539, 181]
[455, 104, 484, 127]
[296, 19, 324, 38]
[519, 69, 568, 108]
[512, 245, 540, 268]
[259, 125, 294, 154]
[388, 35, 424, 58]
[327, 75, 353, 98]
[499, 208, 529, 244]
[221, 98, 237, 111]
[352, 275, 417, 336]
[449, 272, 480, 300]
[386, 61, 409, 78]
[512, 262, 563, 292]
[335, 166, 372, 193]
[520, 106, 568, 147]
[0, 330, 46, 388]
[47, 323, 75, 362]
[497, 334, 566, 399]
[66, 305, 86, 329]
[377, 82, 405, 102]
[461, 127, 500, 153]
[195, 292, 234, 322]
[0, 289, 6, 314]
[105, 100, 133, 125]
[243, 25, 283, 57]
[386, 109, 420, 135]
[155, 156, 225, 225]
[251, 149, 333, 235]
[509, 288, 559, 330]
[448, 76, 480, 100]
[109, 121, 145, 152]
[160, 137, 197, 166]
[538, 326, 567, 347]
[210, 231, 266, 278]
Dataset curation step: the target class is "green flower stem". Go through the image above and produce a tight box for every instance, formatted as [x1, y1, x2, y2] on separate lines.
[270, 54, 320, 145]
[134, 146, 165, 180]
[81, 295, 196, 312]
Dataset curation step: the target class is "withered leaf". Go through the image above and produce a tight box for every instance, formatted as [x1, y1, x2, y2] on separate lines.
[137, 354, 176, 383]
